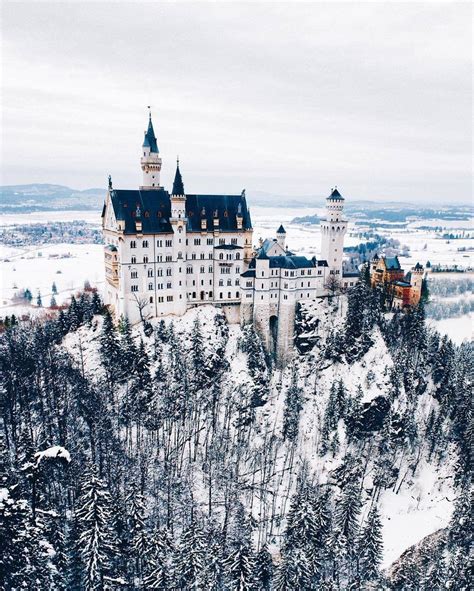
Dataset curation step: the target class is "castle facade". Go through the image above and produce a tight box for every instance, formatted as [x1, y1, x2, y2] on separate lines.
[102, 114, 357, 361]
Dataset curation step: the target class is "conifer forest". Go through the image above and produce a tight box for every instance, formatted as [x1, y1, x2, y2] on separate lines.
[0, 280, 472, 590]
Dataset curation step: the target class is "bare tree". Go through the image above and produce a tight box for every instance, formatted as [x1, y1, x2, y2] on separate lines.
[132, 293, 151, 327]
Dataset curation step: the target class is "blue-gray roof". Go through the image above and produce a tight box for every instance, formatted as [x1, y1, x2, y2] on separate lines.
[384, 256, 401, 270]
[251, 254, 318, 270]
[328, 188, 344, 201]
[108, 189, 252, 234]
[172, 163, 184, 195]
[277, 224, 286, 234]
[143, 116, 159, 153]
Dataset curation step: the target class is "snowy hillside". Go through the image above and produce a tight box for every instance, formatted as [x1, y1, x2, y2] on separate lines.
[0, 285, 471, 589]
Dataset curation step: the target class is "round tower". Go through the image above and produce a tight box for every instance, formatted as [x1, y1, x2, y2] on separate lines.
[140, 110, 162, 189]
[320, 187, 348, 275]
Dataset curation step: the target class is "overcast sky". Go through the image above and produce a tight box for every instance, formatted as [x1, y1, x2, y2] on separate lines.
[1, 2, 472, 204]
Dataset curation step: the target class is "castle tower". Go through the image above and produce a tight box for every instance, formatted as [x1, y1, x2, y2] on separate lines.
[140, 111, 162, 189]
[276, 224, 286, 251]
[170, 160, 187, 315]
[320, 187, 347, 275]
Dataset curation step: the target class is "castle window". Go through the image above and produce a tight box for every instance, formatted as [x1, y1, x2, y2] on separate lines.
[194, 238, 201, 246]
[167, 296, 173, 302]
[228, 291, 231, 298]
[208, 266, 213, 273]
[131, 256, 137, 264]
[283, 295, 288, 300]
[192, 292, 196, 299]
[200, 266, 205, 273]
[157, 212, 162, 218]
[246, 281, 252, 287]
[207, 238, 213, 245]
[209, 253, 213, 259]
[236, 267, 240, 273]
[219, 238, 225, 245]
[157, 283, 163, 289]
[158, 269, 163, 277]
[178, 252, 183, 259]
[150, 296, 153, 303]
[192, 253, 197, 260]
[219, 253, 224, 260]
[148, 269, 153, 277]
[227, 254, 232, 260]
[158, 296, 164, 302]
[247, 294, 252, 298]
[187, 267, 193, 274]
[220, 292, 223, 299]
[131, 285, 138, 292]
[261, 283, 264, 289]
[308, 270, 311, 275]
[209, 291, 213, 298]
[236, 252, 240, 260]
[130, 241, 136, 249]
[231, 238, 237, 244]
[144, 211, 150, 218]
[166, 268, 172, 276]
[227, 279, 232, 286]
[157, 240, 162, 247]
[165, 240, 172, 247]
[200, 253, 205, 259]
[308, 282, 310, 287]
[236, 291, 240, 298]
[166, 255, 172, 262]
[219, 279, 224, 286]
[318, 270, 322, 275]
[301, 282, 303, 287]
[148, 283, 153, 290]
[131, 270, 138, 279]
[235, 278, 240, 286]
[261, 295, 263, 300]
[301, 270, 305, 276]
[157, 255, 162, 262]
[167, 282, 172, 289]
[143, 256, 148, 263]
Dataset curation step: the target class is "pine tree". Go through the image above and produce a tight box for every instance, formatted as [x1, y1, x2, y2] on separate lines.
[75, 472, 117, 590]
[175, 521, 207, 589]
[50, 295, 57, 308]
[274, 547, 312, 590]
[335, 481, 361, 558]
[358, 504, 383, 583]
[37, 291, 43, 307]
[282, 369, 303, 441]
[52, 281, 58, 294]
[254, 544, 273, 591]
[127, 487, 149, 583]
[224, 542, 257, 591]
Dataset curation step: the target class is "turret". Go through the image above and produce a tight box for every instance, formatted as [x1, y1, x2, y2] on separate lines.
[276, 224, 286, 251]
[140, 110, 162, 189]
[320, 187, 348, 275]
[170, 159, 186, 220]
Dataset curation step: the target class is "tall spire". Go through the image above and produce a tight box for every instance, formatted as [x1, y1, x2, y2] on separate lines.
[143, 109, 159, 153]
[172, 158, 185, 195]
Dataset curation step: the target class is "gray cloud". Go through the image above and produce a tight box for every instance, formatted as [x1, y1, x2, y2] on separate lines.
[1, 2, 472, 203]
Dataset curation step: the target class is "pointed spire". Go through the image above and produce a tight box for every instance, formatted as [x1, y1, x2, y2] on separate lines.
[277, 224, 286, 234]
[328, 187, 344, 200]
[142, 109, 159, 153]
[172, 158, 185, 195]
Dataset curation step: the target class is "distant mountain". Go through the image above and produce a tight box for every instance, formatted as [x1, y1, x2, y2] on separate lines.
[0, 184, 105, 213]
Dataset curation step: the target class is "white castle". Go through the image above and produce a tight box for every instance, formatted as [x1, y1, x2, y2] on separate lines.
[102, 113, 358, 362]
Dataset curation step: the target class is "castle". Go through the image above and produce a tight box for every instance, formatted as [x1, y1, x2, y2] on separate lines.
[369, 255, 424, 309]
[102, 113, 357, 361]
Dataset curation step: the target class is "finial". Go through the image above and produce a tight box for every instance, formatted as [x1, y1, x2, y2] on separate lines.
[177, 155, 180, 167]
[241, 188, 246, 198]
[108, 174, 112, 190]
[147, 105, 151, 120]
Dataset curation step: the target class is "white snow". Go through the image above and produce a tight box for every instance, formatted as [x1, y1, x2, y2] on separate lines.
[34, 445, 71, 465]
